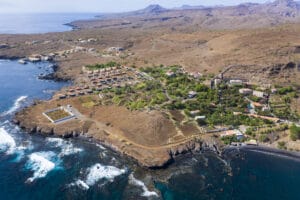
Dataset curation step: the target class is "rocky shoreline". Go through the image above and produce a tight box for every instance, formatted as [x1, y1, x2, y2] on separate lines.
[11, 59, 224, 169]
[13, 111, 223, 168]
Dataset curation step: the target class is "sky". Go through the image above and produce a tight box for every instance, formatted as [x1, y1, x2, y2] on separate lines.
[0, 0, 270, 13]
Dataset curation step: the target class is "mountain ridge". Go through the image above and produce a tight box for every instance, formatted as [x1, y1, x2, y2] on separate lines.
[75, 0, 300, 30]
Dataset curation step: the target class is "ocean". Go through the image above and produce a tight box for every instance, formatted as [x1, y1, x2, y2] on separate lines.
[0, 13, 96, 34]
[0, 14, 300, 200]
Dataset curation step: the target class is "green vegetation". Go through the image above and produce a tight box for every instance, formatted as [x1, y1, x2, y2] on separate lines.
[221, 136, 238, 145]
[290, 124, 300, 141]
[269, 88, 300, 120]
[46, 109, 71, 121]
[86, 61, 119, 70]
[259, 134, 269, 142]
[206, 110, 271, 127]
[277, 86, 294, 95]
[261, 125, 288, 134]
[277, 141, 287, 150]
[98, 65, 284, 129]
[81, 63, 300, 149]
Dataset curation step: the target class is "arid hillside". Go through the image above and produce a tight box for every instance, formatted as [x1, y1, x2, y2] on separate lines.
[0, 0, 299, 85]
[71, 0, 300, 30]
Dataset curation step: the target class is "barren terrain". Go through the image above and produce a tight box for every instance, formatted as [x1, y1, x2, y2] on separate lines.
[3, 0, 300, 167]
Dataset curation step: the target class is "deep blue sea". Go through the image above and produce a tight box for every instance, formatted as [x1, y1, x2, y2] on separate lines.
[0, 13, 96, 34]
[1, 14, 300, 200]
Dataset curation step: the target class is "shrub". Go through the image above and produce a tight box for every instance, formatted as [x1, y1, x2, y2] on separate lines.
[259, 134, 269, 143]
[277, 141, 287, 150]
[278, 86, 294, 95]
[290, 124, 300, 141]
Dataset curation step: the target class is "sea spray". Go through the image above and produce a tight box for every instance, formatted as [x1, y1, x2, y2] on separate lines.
[25, 151, 60, 183]
[69, 163, 126, 190]
[46, 137, 83, 157]
[0, 96, 28, 116]
[129, 174, 159, 197]
[85, 164, 126, 185]
[0, 127, 16, 154]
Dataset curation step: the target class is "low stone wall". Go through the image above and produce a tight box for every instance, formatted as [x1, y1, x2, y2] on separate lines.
[43, 106, 75, 123]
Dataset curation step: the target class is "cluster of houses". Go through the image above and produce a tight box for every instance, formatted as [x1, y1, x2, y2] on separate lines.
[76, 38, 97, 44]
[18, 54, 54, 64]
[107, 47, 124, 53]
[57, 66, 147, 99]
[18, 45, 98, 65]
[239, 88, 268, 98]
[165, 68, 203, 79]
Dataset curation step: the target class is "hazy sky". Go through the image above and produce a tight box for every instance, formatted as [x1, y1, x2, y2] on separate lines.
[0, 0, 270, 13]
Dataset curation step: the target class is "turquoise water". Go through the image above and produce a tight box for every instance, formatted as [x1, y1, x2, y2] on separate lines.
[0, 13, 96, 34]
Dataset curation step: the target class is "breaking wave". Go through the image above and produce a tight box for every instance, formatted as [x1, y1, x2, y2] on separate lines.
[95, 143, 106, 150]
[25, 151, 59, 183]
[69, 163, 126, 190]
[46, 137, 83, 157]
[0, 127, 16, 154]
[129, 174, 158, 197]
[69, 180, 90, 190]
[1, 96, 28, 116]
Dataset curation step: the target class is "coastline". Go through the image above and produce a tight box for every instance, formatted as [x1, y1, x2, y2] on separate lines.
[1, 12, 299, 170]
[7, 56, 298, 168]
[239, 144, 300, 160]
[13, 109, 220, 168]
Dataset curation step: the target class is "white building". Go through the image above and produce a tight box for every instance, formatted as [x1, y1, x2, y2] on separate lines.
[166, 71, 176, 77]
[190, 110, 200, 116]
[188, 91, 197, 98]
[221, 129, 244, 140]
[214, 78, 222, 86]
[195, 116, 206, 120]
[239, 88, 253, 95]
[189, 72, 203, 79]
[229, 79, 243, 86]
[253, 90, 265, 98]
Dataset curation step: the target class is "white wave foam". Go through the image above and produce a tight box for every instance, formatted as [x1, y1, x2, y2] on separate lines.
[12, 141, 34, 162]
[1, 96, 28, 116]
[129, 174, 158, 197]
[25, 151, 56, 183]
[96, 144, 106, 150]
[0, 127, 16, 154]
[69, 163, 126, 190]
[69, 179, 90, 190]
[46, 137, 83, 157]
[86, 164, 126, 185]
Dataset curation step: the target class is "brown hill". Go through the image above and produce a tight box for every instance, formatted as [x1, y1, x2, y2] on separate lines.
[71, 0, 300, 30]
[0, 0, 300, 86]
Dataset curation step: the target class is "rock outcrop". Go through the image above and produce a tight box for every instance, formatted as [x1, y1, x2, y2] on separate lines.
[14, 105, 220, 168]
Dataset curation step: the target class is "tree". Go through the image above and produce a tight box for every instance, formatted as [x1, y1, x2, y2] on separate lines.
[290, 124, 300, 141]
[259, 134, 269, 143]
[277, 141, 287, 150]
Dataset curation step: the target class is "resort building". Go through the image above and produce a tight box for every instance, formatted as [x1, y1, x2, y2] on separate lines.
[166, 71, 176, 77]
[239, 88, 253, 95]
[188, 91, 197, 98]
[253, 90, 266, 98]
[221, 129, 244, 140]
[229, 79, 244, 86]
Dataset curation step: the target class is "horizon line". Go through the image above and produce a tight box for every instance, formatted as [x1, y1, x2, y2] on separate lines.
[0, 0, 277, 14]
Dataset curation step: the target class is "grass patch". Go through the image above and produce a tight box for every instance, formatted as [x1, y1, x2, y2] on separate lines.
[82, 101, 96, 108]
[46, 109, 71, 121]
